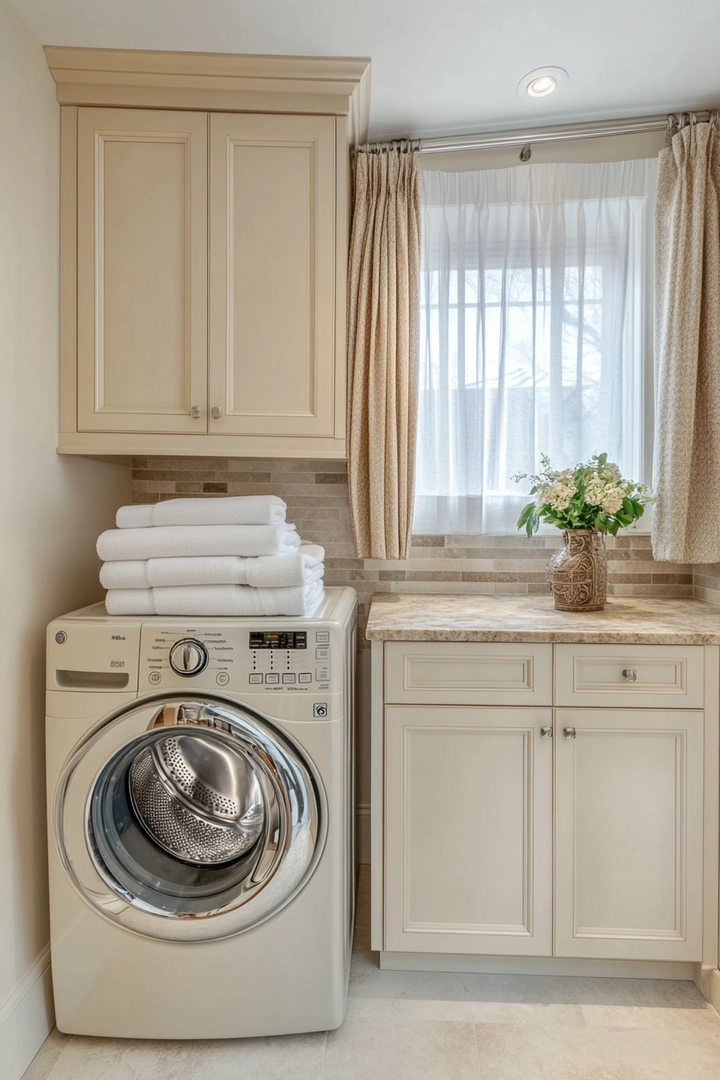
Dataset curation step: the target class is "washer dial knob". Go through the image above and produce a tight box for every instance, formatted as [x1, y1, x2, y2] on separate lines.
[169, 638, 208, 677]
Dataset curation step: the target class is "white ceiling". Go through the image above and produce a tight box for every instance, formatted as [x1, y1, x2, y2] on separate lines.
[9, 0, 720, 141]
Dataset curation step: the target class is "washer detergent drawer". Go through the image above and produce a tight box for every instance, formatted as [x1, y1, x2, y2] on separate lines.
[384, 642, 552, 706]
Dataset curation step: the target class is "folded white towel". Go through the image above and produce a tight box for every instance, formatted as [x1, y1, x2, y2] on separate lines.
[105, 580, 324, 617]
[97, 524, 300, 562]
[100, 545, 325, 590]
[116, 496, 287, 530]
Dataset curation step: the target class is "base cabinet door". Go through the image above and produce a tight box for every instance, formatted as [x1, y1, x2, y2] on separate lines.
[554, 709, 704, 961]
[384, 706, 553, 955]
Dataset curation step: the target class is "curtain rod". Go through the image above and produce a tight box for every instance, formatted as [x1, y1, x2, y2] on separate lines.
[419, 111, 717, 154]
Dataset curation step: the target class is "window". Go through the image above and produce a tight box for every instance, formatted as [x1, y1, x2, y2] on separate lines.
[414, 159, 658, 534]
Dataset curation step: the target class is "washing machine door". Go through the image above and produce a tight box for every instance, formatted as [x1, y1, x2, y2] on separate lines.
[54, 695, 326, 942]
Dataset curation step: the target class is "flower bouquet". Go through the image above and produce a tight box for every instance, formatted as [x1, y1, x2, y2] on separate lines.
[513, 454, 655, 611]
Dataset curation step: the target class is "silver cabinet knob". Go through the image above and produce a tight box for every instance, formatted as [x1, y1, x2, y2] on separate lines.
[622, 668, 637, 682]
[211, 406, 222, 419]
[540, 726, 553, 739]
[563, 726, 577, 740]
[191, 405, 202, 418]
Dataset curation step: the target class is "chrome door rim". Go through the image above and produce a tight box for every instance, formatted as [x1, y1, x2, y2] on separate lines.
[54, 694, 326, 942]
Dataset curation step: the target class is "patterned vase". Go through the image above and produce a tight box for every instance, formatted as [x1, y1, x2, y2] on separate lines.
[546, 530, 607, 612]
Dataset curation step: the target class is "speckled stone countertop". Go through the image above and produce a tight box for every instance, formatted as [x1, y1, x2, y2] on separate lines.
[366, 594, 720, 644]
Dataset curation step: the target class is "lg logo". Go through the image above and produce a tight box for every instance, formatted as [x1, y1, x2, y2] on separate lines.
[313, 703, 328, 718]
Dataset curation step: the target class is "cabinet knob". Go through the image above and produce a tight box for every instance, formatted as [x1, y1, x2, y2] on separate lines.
[211, 406, 222, 419]
[540, 726, 553, 739]
[191, 405, 202, 418]
[563, 726, 577, 740]
[622, 668, 637, 682]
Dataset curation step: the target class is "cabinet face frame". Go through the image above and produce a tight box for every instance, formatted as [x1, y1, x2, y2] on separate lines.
[76, 107, 208, 434]
[383, 704, 553, 956]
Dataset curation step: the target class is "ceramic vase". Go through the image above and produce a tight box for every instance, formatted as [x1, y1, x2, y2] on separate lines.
[546, 530, 607, 612]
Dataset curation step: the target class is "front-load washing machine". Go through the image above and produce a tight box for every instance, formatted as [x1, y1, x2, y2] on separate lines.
[45, 586, 357, 1039]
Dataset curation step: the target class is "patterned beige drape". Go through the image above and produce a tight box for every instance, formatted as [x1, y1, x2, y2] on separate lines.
[347, 141, 421, 560]
[653, 119, 720, 562]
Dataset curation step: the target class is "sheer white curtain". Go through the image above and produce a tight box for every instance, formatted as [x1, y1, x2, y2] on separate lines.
[414, 159, 658, 534]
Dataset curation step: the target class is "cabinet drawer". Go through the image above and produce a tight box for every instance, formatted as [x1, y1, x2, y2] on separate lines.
[384, 642, 552, 706]
[554, 645, 704, 708]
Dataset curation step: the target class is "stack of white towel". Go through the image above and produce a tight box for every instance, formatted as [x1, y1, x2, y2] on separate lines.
[97, 496, 325, 617]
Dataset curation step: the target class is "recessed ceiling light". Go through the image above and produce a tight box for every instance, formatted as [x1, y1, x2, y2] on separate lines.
[517, 67, 569, 101]
[527, 75, 556, 97]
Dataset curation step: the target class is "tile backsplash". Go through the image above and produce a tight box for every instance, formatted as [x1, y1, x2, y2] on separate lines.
[131, 457, 698, 642]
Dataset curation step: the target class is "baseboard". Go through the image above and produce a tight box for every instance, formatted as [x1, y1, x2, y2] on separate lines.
[356, 803, 370, 865]
[707, 967, 720, 1016]
[379, 951, 696, 980]
[0, 946, 54, 1080]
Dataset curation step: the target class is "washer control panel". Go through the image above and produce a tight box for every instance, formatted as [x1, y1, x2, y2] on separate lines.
[139, 624, 333, 694]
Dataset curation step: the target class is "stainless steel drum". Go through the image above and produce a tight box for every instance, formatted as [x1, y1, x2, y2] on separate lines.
[129, 733, 265, 864]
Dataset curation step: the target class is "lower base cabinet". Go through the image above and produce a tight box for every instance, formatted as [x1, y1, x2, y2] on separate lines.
[383, 705, 704, 962]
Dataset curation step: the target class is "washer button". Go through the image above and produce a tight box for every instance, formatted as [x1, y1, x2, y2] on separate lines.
[216, 671, 230, 686]
[282, 673, 296, 684]
[316, 668, 329, 680]
[265, 672, 280, 684]
[315, 631, 330, 644]
[298, 672, 313, 683]
[148, 671, 162, 685]
[315, 647, 330, 660]
[249, 673, 263, 684]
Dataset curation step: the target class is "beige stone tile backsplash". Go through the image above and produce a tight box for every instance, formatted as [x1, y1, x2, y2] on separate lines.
[131, 457, 701, 642]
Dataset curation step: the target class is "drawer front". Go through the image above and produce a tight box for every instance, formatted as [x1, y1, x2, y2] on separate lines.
[384, 642, 552, 706]
[554, 644, 704, 708]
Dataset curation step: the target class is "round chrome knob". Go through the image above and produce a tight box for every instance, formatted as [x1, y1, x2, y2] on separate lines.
[622, 668, 637, 682]
[169, 638, 208, 678]
[211, 406, 222, 419]
[191, 405, 202, 418]
[563, 726, 577, 740]
[540, 726, 553, 739]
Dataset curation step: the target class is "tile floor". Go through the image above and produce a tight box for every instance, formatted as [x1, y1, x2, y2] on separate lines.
[23, 868, 720, 1080]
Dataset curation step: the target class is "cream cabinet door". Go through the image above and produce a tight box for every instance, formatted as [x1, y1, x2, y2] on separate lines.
[208, 114, 336, 437]
[77, 108, 208, 433]
[555, 709, 704, 961]
[384, 706, 553, 955]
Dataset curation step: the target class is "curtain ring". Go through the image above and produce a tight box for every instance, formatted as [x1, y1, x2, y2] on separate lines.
[519, 143, 532, 162]
[665, 114, 677, 145]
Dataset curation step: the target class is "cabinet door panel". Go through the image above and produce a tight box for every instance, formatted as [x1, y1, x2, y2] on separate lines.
[209, 113, 335, 437]
[77, 108, 208, 433]
[555, 709, 703, 961]
[384, 706, 553, 955]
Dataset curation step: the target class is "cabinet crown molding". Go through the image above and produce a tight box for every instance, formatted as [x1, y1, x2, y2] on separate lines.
[44, 46, 372, 142]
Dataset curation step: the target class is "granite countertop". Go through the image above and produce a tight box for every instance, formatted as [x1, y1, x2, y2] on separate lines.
[366, 594, 720, 644]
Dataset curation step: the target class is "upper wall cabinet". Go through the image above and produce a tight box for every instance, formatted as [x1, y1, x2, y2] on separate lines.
[46, 48, 371, 458]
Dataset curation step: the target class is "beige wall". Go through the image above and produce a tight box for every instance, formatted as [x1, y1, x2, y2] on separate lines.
[0, 6, 130, 1075]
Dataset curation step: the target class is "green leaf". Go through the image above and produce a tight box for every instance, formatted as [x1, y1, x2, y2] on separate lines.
[517, 503, 534, 528]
